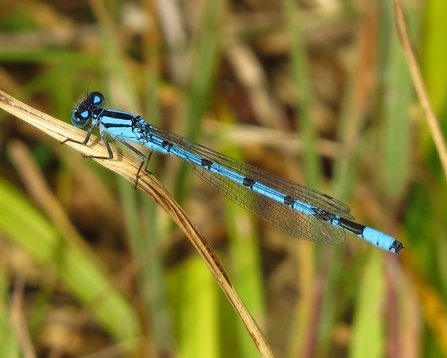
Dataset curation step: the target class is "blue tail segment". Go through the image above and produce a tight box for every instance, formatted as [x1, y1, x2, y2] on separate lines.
[65, 92, 404, 254]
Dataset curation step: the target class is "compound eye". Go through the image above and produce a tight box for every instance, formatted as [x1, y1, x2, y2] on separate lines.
[71, 109, 90, 128]
[88, 92, 104, 107]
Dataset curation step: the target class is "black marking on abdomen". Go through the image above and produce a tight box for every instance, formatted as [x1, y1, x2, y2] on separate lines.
[243, 178, 255, 188]
[162, 141, 173, 152]
[201, 158, 213, 169]
[284, 195, 295, 206]
[312, 207, 336, 222]
[337, 217, 365, 236]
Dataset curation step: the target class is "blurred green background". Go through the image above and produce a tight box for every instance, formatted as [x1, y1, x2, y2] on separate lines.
[0, 0, 446, 357]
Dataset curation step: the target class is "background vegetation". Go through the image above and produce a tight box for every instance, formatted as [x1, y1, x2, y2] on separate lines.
[0, 0, 446, 357]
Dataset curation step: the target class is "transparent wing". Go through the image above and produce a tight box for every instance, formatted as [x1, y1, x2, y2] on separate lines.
[150, 126, 352, 244]
[184, 163, 345, 243]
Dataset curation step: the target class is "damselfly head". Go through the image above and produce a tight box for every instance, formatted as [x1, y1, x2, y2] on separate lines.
[71, 105, 91, 128]
[87, 92, 104, 107]
[71, 91, 105, 128]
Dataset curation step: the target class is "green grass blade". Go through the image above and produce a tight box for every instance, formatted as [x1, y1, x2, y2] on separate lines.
[349, 250, 385, 358]
[0, 177, 139, 342]
[284, 0, 321, 187]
